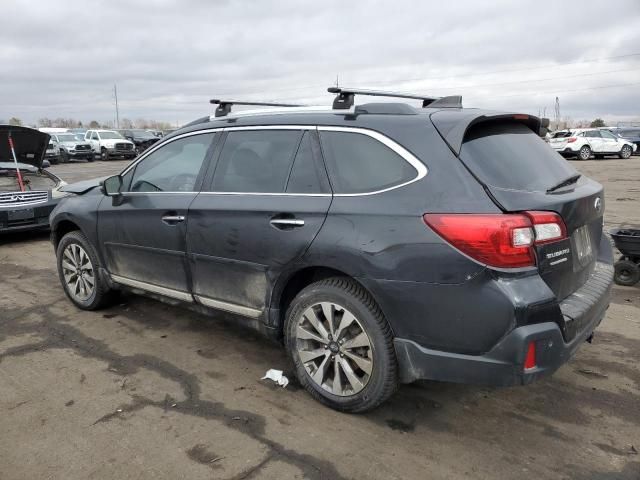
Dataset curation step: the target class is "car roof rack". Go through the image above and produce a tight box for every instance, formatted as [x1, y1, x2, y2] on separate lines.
[327, 87, 462, 109]
[210, 99, 306, 117]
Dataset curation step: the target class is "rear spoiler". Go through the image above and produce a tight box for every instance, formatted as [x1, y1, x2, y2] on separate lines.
[429, 110, 543, 155]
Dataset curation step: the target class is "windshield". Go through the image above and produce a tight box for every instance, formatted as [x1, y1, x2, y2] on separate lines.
[56, 134, 78, 142]
[459, 121, 578, 193]
[130, 129, 156, 138]
[100, 131, 124, 139]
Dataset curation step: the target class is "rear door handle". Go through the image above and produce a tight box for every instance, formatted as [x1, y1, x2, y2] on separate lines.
[270, 218, 305, 228]
[162, 214, 185, 225]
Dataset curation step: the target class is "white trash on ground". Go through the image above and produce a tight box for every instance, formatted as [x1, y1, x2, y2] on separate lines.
[261, 369, 289, 388]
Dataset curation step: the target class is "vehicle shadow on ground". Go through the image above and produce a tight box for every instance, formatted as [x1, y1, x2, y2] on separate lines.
[0, 229, 50, 245]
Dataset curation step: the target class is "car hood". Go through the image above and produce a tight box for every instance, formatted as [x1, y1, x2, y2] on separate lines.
[1, 125, 51, 169]
[60, 176, 106, 194]
[60, 140, 91, 147]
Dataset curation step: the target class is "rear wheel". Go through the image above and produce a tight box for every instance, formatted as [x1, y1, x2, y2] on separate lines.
[56, 231, 116, 310]
[578, 145, 591, 160]
[619, 145, 632, 159]
[614, 259, 640, 286]
[285, 277, 397, 412]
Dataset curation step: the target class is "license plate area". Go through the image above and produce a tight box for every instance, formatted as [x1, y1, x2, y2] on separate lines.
[573, 225, 593, 266]
[8, 208, 34, 221]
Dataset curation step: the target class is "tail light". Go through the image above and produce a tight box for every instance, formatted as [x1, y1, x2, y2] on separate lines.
[524, 341, 536, 370]
[423, 212, 567, 269]
[567, 137, 577, 143]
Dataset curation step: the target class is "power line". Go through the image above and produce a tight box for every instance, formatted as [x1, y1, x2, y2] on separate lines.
[359, 52, 640, 87]
[468, 81, 640, 101]
[428, 67, 640, 91]
[210, 52, 640, 98]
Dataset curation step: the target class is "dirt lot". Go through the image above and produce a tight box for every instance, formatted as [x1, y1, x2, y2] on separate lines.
[1, 157, 639, 479]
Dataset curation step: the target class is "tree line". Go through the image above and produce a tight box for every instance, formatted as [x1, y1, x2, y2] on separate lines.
[1, 117, 174, 130]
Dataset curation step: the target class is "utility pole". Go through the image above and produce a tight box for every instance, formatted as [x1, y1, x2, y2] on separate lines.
[113, 83, 120, 129]
[554, 96, 560, 129]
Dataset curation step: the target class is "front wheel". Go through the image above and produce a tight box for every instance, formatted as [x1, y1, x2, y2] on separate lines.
[578, 145, 591, 160]
[100, 147, 109, 161]
[619, 145, 632, 159]
[56, 231, 116, 310]
[285, 277, 398, 413]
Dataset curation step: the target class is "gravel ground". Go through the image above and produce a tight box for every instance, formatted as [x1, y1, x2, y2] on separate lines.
[0, 156, 638, 479]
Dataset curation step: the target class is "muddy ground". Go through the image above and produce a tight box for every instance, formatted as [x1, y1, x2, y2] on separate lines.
[1, 157, 638, 479]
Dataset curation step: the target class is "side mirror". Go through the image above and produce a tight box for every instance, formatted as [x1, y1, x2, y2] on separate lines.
[101, 174, 122, 197]
[42, 160, 51, 169]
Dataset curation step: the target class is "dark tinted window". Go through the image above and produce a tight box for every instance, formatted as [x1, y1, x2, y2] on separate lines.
[620, 129, 640, 136]
[319, 131, 416, 194]
[129, 133, 214, 192]
[286, 132, 328, 194]
[211, 130, 301, 193]
[460, 122, 577, 193]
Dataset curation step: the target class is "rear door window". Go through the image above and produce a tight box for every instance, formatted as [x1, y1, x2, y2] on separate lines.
[211, 130, 302, 193]
[459, 122, 577, 193]
[319, 130, 417, 194]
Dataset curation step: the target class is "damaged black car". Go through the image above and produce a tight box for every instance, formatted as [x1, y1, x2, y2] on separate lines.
[0, 125, 67, 233]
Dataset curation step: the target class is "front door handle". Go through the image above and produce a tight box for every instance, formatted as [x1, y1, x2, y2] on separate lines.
[162, 214, 185, 225]
[270, 218, 305, 229]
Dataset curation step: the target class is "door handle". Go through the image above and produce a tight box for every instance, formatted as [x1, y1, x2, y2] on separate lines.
[270, 218, 305, 228]
[162, 214, 185, 225]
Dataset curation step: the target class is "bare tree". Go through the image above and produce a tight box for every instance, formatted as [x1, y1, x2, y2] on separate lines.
[88, 120, 100, 128]
[8, 117, 22, 126]
[120, 118, 134, 129]
[38, 118, 53, 127]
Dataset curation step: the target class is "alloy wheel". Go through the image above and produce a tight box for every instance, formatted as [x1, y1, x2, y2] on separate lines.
[61, 243, 95, 302]
[579, 147, 590, 160]
[621, 146, 632, 159]
[294, 302, 373, 396]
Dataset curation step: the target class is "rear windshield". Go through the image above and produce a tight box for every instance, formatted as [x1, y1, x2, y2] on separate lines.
[551, 131, 572, 138]
[459, 122, 577, 193]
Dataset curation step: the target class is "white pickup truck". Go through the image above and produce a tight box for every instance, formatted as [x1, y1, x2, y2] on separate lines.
[84, 129, 136, 161]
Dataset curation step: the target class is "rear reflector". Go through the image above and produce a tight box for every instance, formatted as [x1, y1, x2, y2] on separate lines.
[423, 212, 568, 269]
[524, 341, 536, 370]
[525, 211, 567, 244]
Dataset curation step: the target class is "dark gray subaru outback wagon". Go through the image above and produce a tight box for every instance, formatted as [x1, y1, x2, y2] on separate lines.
[51, 88, 613, 412]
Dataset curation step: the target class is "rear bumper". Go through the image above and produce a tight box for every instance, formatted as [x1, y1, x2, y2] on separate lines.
[394, 261, 613, 385]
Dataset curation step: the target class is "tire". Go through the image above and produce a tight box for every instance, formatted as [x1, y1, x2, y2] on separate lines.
[619, 145, 632, 159]
[614, 259, 640, 286]
[284, 277, 397, 413]
[60, 150, 69, 163]
[100, 147, 109, 161]
[87, 154, 95, 163]
[578, 145, 591, 160]
[56, 231, 116, 310]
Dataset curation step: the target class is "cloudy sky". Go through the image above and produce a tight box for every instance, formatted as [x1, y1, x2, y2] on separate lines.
[1, 0, 639, 127]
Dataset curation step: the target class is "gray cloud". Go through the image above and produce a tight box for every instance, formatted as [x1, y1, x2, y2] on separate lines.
[1, 0, 639, 126]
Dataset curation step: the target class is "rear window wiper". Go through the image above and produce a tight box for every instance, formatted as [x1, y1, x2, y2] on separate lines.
[546, 173, 581, 193]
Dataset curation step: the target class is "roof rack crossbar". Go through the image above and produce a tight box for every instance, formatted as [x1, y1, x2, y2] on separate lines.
[209, 99, 306, 117]
[328, 87, 440, 109]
